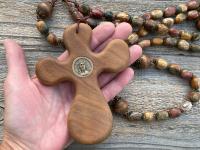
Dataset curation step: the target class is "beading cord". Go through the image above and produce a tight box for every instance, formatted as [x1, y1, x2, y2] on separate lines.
[35, 0, 200, 122]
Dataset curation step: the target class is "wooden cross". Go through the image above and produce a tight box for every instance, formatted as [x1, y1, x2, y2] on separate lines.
[35, 23, 130, 144]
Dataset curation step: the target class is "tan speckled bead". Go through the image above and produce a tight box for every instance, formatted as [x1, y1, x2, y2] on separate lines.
[190, 77, 200, 90]
[151, 38, 163, 46]
[180, 31, 192, 41]
[168, 108, 182, 118]
[135, 55, 151, 69]
[138, 40, 151, 48]
[127, 33, 139, 44]
[116, 12, 130, 22]
[155, 58, 168, 70]
[156, 111, 169, 120]
[162, 18, 174, 27]
[157, 24, 169, 35]
[168, 64, 181, 75]
[188, 91, 200, 102]
[47, 33, 58, 45]
[178, 40, 190, 51]
[175, 13, 187, 24]
[142, 112, 155, 122]
[138, 27, 149, 37]
[150, 9, 163, 19]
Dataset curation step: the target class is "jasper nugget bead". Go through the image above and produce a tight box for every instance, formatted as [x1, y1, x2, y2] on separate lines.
[116, 12, 130, 22]
[154, 58, 168, 70]
[138, 27, 149, 37]
[168, 28, 181, 37]
[177, 40, 190, 51]
[168, 108, 182, 118]
[134, 55, 151, 69]
[150, 9, 163, 19]
[37, 2, 53, 19]
[36, 20, 49, 35]
[176, 4, 188, 13]
[180, 101, 193, 112]
[79, 4, 91, 16]
[156, 111, 169, 120]
[157, 24, 169, 35]
[180, 31, 192, 41]
[175, 13, 187, 24]
[144, 19, 158, 32]
[168, 64, 181, 75]
[47, 33, 58, 46]
[112, 97, 128, 114]
[188, 91, 200, 102]
[131, 16, 144, 27]
[91, 8, 104, 18]
[127, 33, 139, 45]
[187, 10, 199, 20]
[190, 44, 200, 52]
[190, 77, 200, 90]
[164, 6, 176, 17]
[162, 18, 174, 27]
[151, 37, 163, 46]
[138, 40, 151, 48]
[124, 111, 142, 121]
[142, 112, 155, 121]
[164, 37, 178, 46]
[187, 0, 199, 10]
[180, 69, 193, 80]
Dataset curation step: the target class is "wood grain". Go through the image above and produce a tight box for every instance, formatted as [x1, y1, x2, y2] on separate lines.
[0, 0, 200, 149]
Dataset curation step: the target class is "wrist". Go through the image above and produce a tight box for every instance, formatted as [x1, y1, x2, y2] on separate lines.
[0, 132, 31, 150]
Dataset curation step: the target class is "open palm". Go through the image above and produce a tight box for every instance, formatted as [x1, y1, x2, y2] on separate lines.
[2, 23, 142, 150]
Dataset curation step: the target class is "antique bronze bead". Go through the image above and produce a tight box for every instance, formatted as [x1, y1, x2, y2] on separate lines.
[36, 20, 49, 35]
[168, 108, 182, 118]
[177, 40, 190, 51]
[116, 12, 130, 22]
[37, 2, 53, 19]
[47, 33, 58, 45]
[127, 33, 139, 45]
[156, 111, 169, 120]
[164, 6, 176, 17]
[138, 40, 151, 48]
[142, 112, 155, 122]
[134, 55, 151, 69]
[175, 13, 187, 24]
[180, 31, 192, 41]
[151, 9, 163, 19]
[168, 64, 181, 75]
[180, 69, 193, 80]
[131, 16, 144, 27]
[188, 91, 200, 102]
[151, 38, 163, 46]
[162, 18, 174, 27]
[176, 4, 188, 13]
[155, 58, 168, 70]
[190, 77, 200, 90]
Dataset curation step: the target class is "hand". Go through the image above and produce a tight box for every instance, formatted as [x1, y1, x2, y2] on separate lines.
[1, 22, 142, 150]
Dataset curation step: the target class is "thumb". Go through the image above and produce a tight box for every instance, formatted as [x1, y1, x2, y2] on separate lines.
[3, 39, 29, 82]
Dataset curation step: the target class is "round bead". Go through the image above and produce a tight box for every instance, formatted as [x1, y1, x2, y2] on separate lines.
[151, 38, 163, 46]
[138, 40, 151, 48]
[155, 58, 168, 70]
[168, 64, 181, 75]
[143, 13, 152, 20]
[187, 0, 199, 10]
[175, 13, 187, 24]
[180, 31, 192, 41]
[144, 19, 158, 32]
[80, 4, 91, 16]
[116, 12, 130, 22]
[134, 55, 151, 69]
[168, 28, 180, 37]
[190, 44, 200, 52]
[187, 10, 199, 20]
[168, 108, 182, 118]
[191, 33, 200, 41]
[162, 18, 174, 27]
[180, 69, 193, 80]
[36, 21, 49, 35]
[86, 18, 98, 28]
[177, 40, 190, 51]
[156, 111, 169, 120]
[142, 112, 155, 122]
[131, 16, 144, 27]
[164, 6, 176, 17]
[157, 24, 169, 35]
[91, 8, 104, 18]
[47, 33, 58, 45]
[138, 27, 149, 37]
[188, 91, 200, 102]
[113, 99, 128, 114]
[190, 77, 200, 90]
[127, 33, 139, 45]
[176, 4, 188, 13]
[180, 101, 193, 112]
[124, 111, 142, 121]
[150, 9, 163, 19]
[37, 2, 53, 19]
[104, 11, 114, 21]
[196, 20, 200, 30]
[164, 37, 178, 46]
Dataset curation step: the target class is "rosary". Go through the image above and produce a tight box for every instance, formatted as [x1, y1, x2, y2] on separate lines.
[35, 0, 200, 144]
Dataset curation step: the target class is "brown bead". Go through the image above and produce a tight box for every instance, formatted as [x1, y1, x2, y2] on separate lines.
[144, 19, 158, 32]
[124, 111, 142, 121]
[177, 40, 190, 51]
[190, 77, 200, 90]
[151, 38, 163, 46]
[143, 13, 152, 20]
[168, 108, 182, 118]
[188, 91, 200, 102]
[156, 111, 169, 120]
[175, 13, 187, 24]
[162, 18, 174, 27]
[190, 44, 200, 52]
[168, 64, 181, 75]
[176, 4, 188, 13]
[150, 9, 163, 19]
[138, 40, 151, 48]
[91, 8, 104, 18]
[164, 37, 178, 46]
[47, 33, 58, 45]
[155, 58, 168, 70]
[37, 2, 53, 19]
[127, 33, 139, 45]
[137, 27, 149, 37]
[142, 112, 155, 122]
[187, 10, 199, 20]
[187, 0, 199, 10]
[36, 20, 49, 35]
[134, 55, 151, 69]
[116, 12, 130, 22]
[164, 6, 176, 17]
[157, 24, 169, 35]
[131, 16, 144, 27]
[168, 28, 181, 37]
[180, 69, 193, 80]
[180, 31, 192, 41]
[113, 99, 128, 114]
